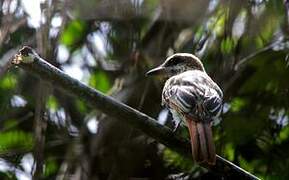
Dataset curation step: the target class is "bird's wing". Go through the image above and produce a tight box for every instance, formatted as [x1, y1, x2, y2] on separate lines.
[162, 71, 222, 119]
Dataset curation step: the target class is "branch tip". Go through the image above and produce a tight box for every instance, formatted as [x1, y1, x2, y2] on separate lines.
[19, 46, 34, 57]
[11, 46, 37, 64]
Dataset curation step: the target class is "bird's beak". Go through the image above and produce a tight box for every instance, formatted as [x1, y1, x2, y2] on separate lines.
[146, 66, 166, 76]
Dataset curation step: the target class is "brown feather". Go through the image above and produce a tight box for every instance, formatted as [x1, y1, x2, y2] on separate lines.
[203, 122, 216, 164]
[186, 117, 216, 165]
[197, 122, 208, 162]
[186, 119, 200, 162]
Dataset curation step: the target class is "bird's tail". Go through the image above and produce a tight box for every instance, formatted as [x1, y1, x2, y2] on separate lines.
[185, 117, 216, 165]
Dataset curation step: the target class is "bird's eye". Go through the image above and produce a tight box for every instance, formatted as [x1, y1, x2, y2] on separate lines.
[166, 57, 183, 66]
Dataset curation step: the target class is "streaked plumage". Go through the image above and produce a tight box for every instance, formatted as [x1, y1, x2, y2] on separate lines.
[162, 70, 223, 121]
[147, 53, 223, 165]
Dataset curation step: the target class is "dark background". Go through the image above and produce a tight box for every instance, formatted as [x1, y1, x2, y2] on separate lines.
[0, 0, 289, 179]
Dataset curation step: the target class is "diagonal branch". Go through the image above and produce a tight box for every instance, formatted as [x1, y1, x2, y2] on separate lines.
[10, 46, 260, 180]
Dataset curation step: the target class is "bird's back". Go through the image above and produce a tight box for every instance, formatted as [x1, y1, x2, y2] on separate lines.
[162, 70, 223, 121]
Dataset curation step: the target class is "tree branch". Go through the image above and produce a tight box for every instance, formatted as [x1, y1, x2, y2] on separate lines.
[11, 46, 260, 180]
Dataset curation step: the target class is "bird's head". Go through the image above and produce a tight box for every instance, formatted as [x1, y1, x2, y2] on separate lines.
[146, 53, 205, 77]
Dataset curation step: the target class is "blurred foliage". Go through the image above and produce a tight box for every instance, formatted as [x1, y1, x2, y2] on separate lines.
[61, 20, 88, 49]
[0, 131, 33, 154]
[0, 0, 289, 179]
[163, 148, 193, 172]
[89, 71, 111, 93]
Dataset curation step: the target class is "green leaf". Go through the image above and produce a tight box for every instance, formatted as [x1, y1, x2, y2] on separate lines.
[47, 96, 58, 111]
[0, 131, 33, 154]
[44, 157, 58, 177]
[238, 156, 264, 179]
[0, 74, 17, 90]
[221, 37, 235, 54]
[60, 20, 87, 47]
[230, 97, 246, 112]
[277, 126, 289, 144]
[209, 7, 226, 36]
[239, 156, 255, 173]
[224, 143, 235, 161]
[89, 71, 111, 93]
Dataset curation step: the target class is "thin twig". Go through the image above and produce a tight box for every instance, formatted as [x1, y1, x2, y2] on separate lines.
[234, 43, 275, 70]
[10, 46, 260, 180]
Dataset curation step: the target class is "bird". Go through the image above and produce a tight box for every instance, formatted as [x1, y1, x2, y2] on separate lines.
[146, 53, 223, 165]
